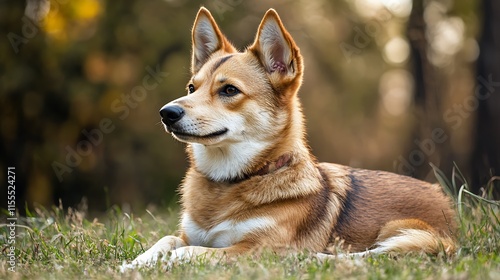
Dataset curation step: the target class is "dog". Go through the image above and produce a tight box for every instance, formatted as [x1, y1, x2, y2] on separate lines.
[122, 7, 456, 270]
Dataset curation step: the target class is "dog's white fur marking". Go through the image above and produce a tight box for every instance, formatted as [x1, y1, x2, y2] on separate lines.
[191, 140, 271, 181]
[182, 213, 275, 247]
[373, 228, 445, 253]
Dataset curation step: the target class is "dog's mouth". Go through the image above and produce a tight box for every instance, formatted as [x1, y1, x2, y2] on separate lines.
[170, 128, 229, 141]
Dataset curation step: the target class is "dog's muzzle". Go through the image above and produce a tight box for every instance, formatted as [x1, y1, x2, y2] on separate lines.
[159, 105, 185, 128]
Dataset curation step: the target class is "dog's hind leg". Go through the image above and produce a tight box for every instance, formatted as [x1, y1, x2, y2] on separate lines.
[317, 219, 456, 261]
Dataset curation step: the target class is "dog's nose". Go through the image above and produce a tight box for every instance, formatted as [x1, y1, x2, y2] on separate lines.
[159, 105, 185, 125]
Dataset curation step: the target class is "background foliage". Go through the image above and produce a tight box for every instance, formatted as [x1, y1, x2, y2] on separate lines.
[1, 0, 498, 213]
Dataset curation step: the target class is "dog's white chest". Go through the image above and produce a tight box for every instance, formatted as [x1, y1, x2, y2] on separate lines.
[181, 213, 274, 247]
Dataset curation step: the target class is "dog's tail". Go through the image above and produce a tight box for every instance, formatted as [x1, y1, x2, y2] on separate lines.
[373, 218, 456, 255]
[373, 228, 456, 255]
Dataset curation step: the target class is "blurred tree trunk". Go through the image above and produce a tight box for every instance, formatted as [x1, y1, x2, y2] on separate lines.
[0, 0, 31, 213]
[405, 0, 453, 181]
[469, 0, 500, 197]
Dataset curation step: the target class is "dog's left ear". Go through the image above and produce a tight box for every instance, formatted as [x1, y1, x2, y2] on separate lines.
[191, 7, 236, 74]
[249, 9, 302, 80]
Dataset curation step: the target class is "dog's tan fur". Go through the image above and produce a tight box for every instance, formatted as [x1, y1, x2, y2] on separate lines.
[122, 8, 456, 269]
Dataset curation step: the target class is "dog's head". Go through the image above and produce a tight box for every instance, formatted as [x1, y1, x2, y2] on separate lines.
[159, 8, 304, 181]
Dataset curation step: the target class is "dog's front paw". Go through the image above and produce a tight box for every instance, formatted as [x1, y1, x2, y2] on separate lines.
[120, 235, 186, 272]
[161, 247, 191, 270]
[119, 250, 161, 272]
[161, 246, 213, 270]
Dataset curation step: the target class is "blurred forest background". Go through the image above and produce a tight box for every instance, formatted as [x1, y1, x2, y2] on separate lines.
[1, 0, 499, 214]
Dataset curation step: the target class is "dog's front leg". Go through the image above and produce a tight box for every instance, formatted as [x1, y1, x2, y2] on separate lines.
[163, 242, 252, 269]
[120, 235, 186, 271]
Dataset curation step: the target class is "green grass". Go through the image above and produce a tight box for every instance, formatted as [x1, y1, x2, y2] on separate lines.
[1, 170, 499, 279]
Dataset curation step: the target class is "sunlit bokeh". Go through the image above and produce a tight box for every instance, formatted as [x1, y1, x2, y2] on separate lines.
[42, 0, 102, 42]
[354, 0, 412, 18]
[25, 0, 50, 22]
[379, 69, 413, 116]
[424, 2, 465, 67]
[354, 0, 384, 18]
[380, 0, 412, 17]
[383, 37, 410, 64]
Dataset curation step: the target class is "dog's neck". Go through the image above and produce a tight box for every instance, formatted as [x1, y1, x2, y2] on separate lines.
[227, 153, 293, 183]
[190, 143, 296, 183]
[250, 153, 292, 176]
[190, 140, 274, 182]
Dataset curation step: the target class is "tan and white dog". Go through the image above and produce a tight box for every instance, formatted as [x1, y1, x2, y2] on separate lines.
[122, 7, 456, 270]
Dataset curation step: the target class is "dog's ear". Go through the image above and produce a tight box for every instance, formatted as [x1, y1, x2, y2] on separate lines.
[191, 7, 235, 74]
[249, 9, 302, 79]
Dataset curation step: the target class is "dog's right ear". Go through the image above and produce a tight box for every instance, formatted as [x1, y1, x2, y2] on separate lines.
[191, 7, 235, 74]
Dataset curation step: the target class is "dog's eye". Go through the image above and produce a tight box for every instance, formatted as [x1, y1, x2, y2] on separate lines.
[188, 84, 195, 94]
[220, 85, 240, 97]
